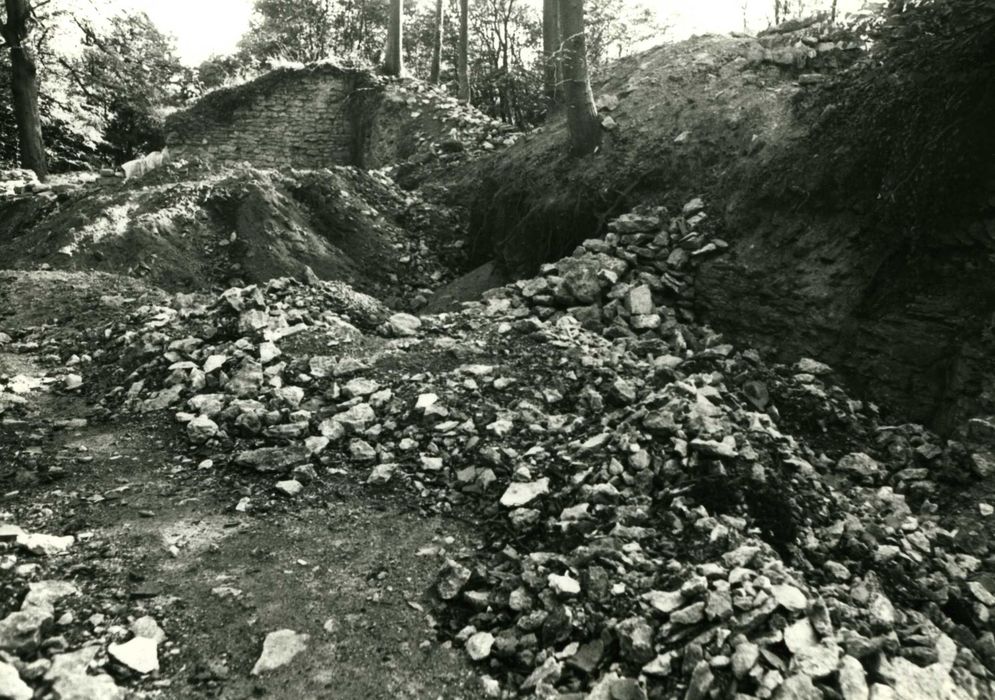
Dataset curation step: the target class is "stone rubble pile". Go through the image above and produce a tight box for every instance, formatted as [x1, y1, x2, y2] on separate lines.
[25, 200, 995, 699]
[751, 15, 865, 80]
[0, 524, 168, 700]
[500, 199, 721, 336]
[387, 79, 525, 160]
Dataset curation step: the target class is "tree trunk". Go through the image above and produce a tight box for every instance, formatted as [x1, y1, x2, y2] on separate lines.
[457, 0, 469, 103]
[542, 0, 562, 118]
[558, 0, 600, 156]
[429, 0, 444, 83]
[2, 0, 47, 179]
[384, 0, 403, 76]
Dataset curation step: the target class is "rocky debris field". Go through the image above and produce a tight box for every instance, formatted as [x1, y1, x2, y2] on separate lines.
[3, 195, 995, 700]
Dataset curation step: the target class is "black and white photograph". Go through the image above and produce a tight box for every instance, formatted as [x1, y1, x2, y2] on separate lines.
[1, 0, 993, 697]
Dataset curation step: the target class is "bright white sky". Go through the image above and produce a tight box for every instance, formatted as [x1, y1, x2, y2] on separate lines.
[114, 0, 866, 66]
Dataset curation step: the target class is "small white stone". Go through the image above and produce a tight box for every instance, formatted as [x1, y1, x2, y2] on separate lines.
[251, 630, 310, 675]
[415, 393, 438, 410]
[465, 631, 495, 661]
[275, 480, 303, 497]
[548, 573, 581, 596]
[499, 478, 549, 507]
[259, 341, 281, 364]
[367, 463, 397, 485]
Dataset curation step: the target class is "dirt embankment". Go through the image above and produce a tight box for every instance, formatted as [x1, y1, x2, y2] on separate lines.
[439, 29, 995, 433]
[0, 161, 467, 310]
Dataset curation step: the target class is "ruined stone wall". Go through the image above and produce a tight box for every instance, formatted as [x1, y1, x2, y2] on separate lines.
[166, 65, 364, 169]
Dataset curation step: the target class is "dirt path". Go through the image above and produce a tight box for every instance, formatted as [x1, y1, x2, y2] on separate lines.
[0, 289, 480, 699]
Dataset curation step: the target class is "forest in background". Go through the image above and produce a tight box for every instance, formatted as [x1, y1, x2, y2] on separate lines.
[0, 0, 860, 171]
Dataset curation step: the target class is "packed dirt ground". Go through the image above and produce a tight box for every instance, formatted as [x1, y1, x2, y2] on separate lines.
[3, 24, 995, 700]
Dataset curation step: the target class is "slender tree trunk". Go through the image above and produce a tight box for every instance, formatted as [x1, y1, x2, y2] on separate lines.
[830, 0, 838, 23]
[558, 0, 600, 156]
[429, 0, 444, 83]
[2, 0, 47, 179]
[542, 0, 562, 118]
[457, 0, 469, 103]
[384, 0, 403, 76]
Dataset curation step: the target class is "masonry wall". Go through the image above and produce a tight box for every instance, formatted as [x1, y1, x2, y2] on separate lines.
[166, 65, 365, 169]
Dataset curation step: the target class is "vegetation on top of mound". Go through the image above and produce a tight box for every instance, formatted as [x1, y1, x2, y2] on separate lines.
[789, 0, 995, 240]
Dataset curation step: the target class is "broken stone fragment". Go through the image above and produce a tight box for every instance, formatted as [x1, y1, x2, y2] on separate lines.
[259, 341, 281, 364]
[795, 357, 832, 375]
[21, 581, 79, 611]
[186, 414, 219, 443]
[868, 592, 897, 630]
[386, 312, 422, 337]
[732, 642, 759, 679]
[203, 354, 228, 373]
[784, 618, 818, 654]
[642, 653, 672, 677]
[836, 452, 882, 482]
[465, 631, 495, 661]
[771, 584, 808, 612]
[15, 532, 74, 556]
[774, 673, 822, 699]
[499, 478, 550, 507]
[305, 436, 329, 455]
[520, 655, 562, 691]
[791, 641, 840, 678]
[548, 573, 581, 596]
[336, 402, 376, 431]
[235, 446, 308, 473]
[682, 197, 705, 216]
[642, 589, 684, 614]
[670, 601, 706, 625]
[690, 436, 738, 459]
[685, 660, 713, 700]
[0, 524, 25, 541]
[46, 645, 124, 700]
[275, 479, 304, 496]
[437, 559, 472, 600]
[130, 616, 166, 644]
[967, 581, 995, 606]
[0, 606, 52, 653]
[617, 617, 655, 665]
[0, 660, 31, 700]
[227, 359, 264, 397]
[838, 654, 869, 700]
[367, 463, 396, 485]
[251, 630, 310, 675]
[625, 285, 654, 316]
[108, 636, 159, 674]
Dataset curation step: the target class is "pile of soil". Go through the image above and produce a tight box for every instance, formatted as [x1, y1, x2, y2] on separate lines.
[0, 159, 467, 309]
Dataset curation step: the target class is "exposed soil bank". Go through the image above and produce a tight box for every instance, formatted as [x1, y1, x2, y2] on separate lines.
[449, 33, 995, 432]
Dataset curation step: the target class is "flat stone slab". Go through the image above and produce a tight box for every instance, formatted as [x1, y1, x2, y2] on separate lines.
[251, 629, 310, 675]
